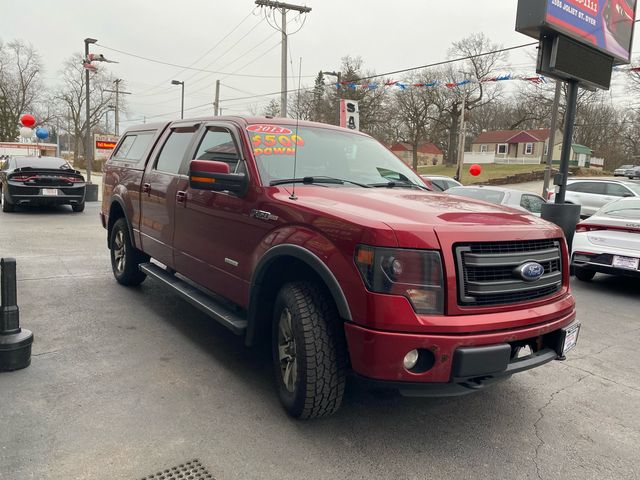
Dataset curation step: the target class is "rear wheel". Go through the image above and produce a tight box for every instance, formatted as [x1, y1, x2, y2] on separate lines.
[72, 202, 85, 213]
[1, 190, 14, 212]
[272, 281, 347, 419]
[110, 218, 148, 286]
[574, 267, 596, 282]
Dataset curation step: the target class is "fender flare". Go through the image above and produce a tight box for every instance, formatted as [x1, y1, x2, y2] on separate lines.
[107, 195, 135, 248]
[245, 244, 352, 345]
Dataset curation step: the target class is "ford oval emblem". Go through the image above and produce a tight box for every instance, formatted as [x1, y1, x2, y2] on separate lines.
[514, 262, 545, 282]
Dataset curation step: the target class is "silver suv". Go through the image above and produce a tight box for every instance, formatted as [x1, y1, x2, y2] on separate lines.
[549, 179, 640, 217]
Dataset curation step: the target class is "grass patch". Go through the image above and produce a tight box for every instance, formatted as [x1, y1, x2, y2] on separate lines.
[418, 164, 547, 184]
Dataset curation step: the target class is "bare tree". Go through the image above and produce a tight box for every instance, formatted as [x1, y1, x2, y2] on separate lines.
[433, 33, 507, 164]
[262, 98, 281, 117]
[54, 54, 117, 164]
[0, 40, 46, 141]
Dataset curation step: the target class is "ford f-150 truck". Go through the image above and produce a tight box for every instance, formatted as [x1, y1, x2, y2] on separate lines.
[100, 116, 579, 419]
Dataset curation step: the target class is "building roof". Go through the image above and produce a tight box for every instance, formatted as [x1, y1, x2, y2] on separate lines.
[572, 144, 592, 155]
[390, 142, 443, 155]
[473, 129, 551, 144]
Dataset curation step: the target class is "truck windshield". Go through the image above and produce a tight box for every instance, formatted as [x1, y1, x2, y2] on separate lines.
[248, 124, 424, 187]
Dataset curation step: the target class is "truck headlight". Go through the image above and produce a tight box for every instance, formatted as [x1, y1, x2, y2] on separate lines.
[355, 246, 444, 314]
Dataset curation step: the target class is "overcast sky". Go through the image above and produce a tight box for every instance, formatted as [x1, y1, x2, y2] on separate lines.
[3, 0, 639, 126]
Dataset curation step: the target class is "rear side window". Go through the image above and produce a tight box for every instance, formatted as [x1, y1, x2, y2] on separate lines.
[155, 129, 197, 174]
[567, 182, 606, 195]
[111, 131, 155, 165]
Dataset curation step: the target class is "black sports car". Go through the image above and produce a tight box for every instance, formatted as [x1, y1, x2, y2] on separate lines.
[0, 156, 86, 212]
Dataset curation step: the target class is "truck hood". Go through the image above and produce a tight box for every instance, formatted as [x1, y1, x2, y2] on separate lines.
[282, 186, 561, 247]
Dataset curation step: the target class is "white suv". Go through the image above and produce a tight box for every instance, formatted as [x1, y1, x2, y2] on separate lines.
[549, 179, 640, 217]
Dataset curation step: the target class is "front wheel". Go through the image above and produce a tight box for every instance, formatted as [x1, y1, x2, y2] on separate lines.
[110, 218, 148, 286]
[574, 267, 596, 282]
[272, 282, 347, 419]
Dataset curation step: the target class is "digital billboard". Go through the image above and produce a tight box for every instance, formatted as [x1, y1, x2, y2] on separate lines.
[545, 0, 636, 62]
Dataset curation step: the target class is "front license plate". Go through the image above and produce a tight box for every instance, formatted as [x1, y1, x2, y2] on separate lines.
[562, 323, 580, 355]
[612, 255, 639, 270]
[41, 188, 58, 196]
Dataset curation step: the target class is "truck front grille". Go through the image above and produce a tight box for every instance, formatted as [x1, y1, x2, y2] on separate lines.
[454, 239, 563, 307]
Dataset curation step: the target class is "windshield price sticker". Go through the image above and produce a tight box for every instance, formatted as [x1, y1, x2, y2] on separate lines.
[247, 124, 293, 135]
[250, 130, 305, 156]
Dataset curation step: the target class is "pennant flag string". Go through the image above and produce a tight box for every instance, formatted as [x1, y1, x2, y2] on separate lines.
[332, 74, 548, 90]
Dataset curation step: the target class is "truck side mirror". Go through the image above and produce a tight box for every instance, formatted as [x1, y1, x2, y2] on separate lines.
[189, 159, 248, 195]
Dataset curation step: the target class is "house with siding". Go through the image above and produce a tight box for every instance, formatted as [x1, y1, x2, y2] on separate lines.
[471, 129, 560, 161]
[390, 142, 444, 167]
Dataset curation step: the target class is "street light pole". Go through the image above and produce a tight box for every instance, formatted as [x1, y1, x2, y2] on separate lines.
[171, 80, 185, 119]
[322, 71, 341, 126]
[84, 37, 97, 183]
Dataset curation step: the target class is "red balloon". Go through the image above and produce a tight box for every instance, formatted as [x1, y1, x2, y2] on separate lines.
[469, 164, 482, 176]
[20, 114, 36, 127]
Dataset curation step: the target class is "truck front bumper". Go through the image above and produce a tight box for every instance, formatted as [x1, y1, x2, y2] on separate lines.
[344, 309, 578, 396]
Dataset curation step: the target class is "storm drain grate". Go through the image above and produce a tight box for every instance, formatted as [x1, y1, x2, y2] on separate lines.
[139, 459, 214, 480]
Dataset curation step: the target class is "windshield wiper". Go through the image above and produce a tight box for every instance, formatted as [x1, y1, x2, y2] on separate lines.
[270, 176, 371, 188]
[368, 180, 429, 191]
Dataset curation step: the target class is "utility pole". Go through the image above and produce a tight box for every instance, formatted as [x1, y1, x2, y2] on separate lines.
[214, 80, 220, 116]
[455, 73, 471, 182]
[542, 80, 562, 200]
[255, 0, 312, 118]
[84, 37, 97, 183]
[105, 79, 131, 136]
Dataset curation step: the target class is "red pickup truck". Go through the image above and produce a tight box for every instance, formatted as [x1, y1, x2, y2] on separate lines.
[101, 116, 579, 418]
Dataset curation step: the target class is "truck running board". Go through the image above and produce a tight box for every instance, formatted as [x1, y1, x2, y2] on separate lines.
[139, 262, 247, 335]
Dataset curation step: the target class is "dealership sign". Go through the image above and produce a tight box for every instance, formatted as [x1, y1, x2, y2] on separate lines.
[339, 99, 359, 130]
[517, 0, 637, 63]
[94, 134, 119, 161]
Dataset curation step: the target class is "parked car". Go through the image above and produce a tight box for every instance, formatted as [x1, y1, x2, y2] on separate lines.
[572, 197, 640, 281]
[613, 164, 635, 176]
[420, 175, 462, 191]
[627, 166, 640, 179]
[0, 156, 86, 213]
[446, 185, 546, 215]
[549, 178, 640, 217]
[101, 117, 579, 419]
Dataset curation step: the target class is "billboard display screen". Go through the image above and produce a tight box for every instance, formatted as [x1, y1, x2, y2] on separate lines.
[545, 0, 636, 62]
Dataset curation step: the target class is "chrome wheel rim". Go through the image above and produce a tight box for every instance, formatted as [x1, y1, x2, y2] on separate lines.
[277, 308, 297, 393]
[113, 230, 126, 273]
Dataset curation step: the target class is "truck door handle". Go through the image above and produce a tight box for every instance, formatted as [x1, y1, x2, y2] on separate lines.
[142, 183, 151, 195]
[176, 191, 187, 204]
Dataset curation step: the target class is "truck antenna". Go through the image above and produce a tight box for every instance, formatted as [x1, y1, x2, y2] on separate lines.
[289, 57, 303, 201]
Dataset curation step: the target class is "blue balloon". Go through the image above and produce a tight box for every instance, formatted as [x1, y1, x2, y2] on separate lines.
[35, 127, 49, 140]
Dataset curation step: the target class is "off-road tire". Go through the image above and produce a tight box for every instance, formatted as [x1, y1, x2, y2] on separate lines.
[1, 190, 14, 212]
[272, 281, 347, 419]
[574, 267, 596, 282]
[110, 218, 148, 286]
[72, 202, 85, 213]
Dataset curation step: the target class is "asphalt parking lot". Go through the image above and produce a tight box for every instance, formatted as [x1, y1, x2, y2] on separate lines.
[1, 203, 639, 480]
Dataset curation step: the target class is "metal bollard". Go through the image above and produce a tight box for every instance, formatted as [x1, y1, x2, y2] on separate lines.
[0, 258, 33, 371]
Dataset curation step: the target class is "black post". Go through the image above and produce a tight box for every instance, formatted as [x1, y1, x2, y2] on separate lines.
[0, 258, 33, 371]
[541, 79, 581, 250]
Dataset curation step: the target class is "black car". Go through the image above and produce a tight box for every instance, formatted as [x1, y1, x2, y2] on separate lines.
[0, 156, 86, 212]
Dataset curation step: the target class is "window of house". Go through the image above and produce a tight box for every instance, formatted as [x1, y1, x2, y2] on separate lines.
[497, 144, 507, 154]
[480, 144, 488, 153]
[525, 143, 534, 155]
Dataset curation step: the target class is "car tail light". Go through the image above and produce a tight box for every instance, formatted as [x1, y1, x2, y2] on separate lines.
[9, 174, 34, 182]
[60, 176, 84, 183]
[354, 246, 444, 314]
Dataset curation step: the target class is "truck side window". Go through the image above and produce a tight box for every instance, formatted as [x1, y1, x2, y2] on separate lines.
[194, 128, 243, 173]
[155, 129, 196, 174]
[111, 131, 155, 165]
